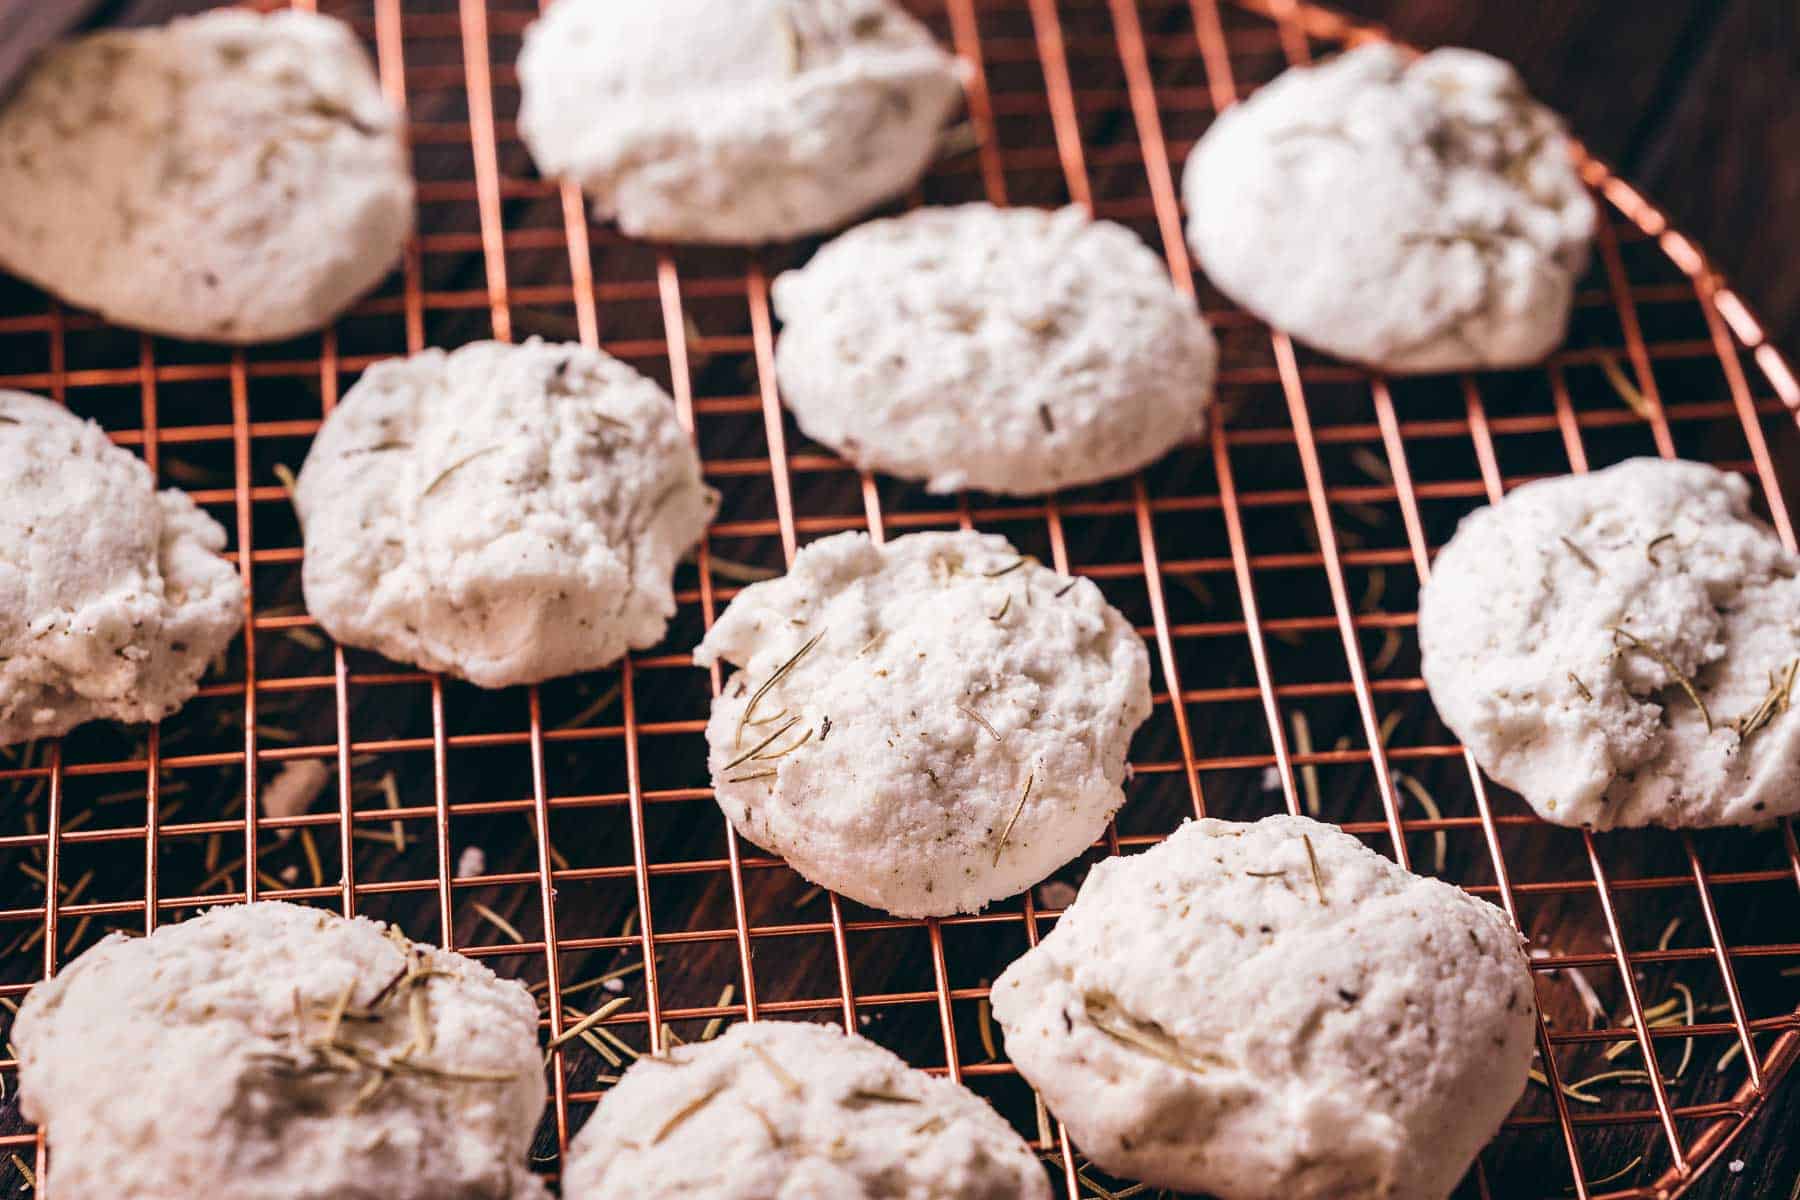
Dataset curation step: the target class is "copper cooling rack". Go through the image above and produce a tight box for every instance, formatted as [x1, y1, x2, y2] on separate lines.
[1, 1, 1798, 1197]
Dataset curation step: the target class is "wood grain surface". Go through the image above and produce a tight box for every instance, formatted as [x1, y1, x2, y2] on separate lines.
[1341, 11, 1798, 1200]
[0, 3, 1791, 1199]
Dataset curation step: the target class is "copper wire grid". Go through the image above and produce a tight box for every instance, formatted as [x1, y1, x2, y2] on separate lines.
[0, 0, 1796, 1196]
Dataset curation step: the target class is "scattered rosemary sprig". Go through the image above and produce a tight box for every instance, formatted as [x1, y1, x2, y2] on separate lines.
[1597, 354, 1653, 420]
[653, 1082, 725, 1143]
[726, 768, 779, 784]
[736, 632, 824, 747]
[935, 122, 982, 162]
[1568, 672, 1593, 702]
[1666, 980, 1697, 1080]
[701, 984, 734, 1042]
[558, 1004, 623, 1067]
[977, 994, 999, 1062]
[748, 1040, 802, 1095]
[993, 773, 1034, 865]
[775, 7, 803, 75]
[724, 715, 802, 771]
[1609, 626, 1713, 732]
[1645, 532, 1675, 566]
[547, 995, 630, 1053]
[1730, 659, 1798, 743]
[378, 771, 406, 852]
[1393, 772, 1447, 874]
[1370, 628, 1403, 675]
[8, 1153, 33, 1188]
[746, 1100, 785, 1146]
[989, 594, 1012, 622]
[421, 445, 502, 497]
[752, 724, 813, 762]
[1350, 447, 1392, 483]
[704, 556, 780, 584]
[542, 958, 651, 1002]
[1301, 834, 1327, 904]
[272, 463, 300, 508]
[300, 827, 324, 888]
[1289, 711, 1320, 817]
[957, 705, 1001, 742]
[252, 941, 518, 1110]
[983, 558, 1029, 578]
[848, 1088, 921, 1105]
[555, 682, 622, 731]
[1558, 536, 1601, 575]
[1568, 1156, 1643, 1193]
[1054, 579, 1079, 599]
[1083, 994, 1217, 1076]
[472, 902, 525, 944]
[1359, 566, 1387, 613]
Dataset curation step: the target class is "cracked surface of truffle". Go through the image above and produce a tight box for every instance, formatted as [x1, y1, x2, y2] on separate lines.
[562, 1021, 1047, 1199]
[1420, 458, 1800, 828]
[296, 339, 717, 688]
[0, 391, 242, 745]
[773, 204, 1217, 495]
[0, 10, 412, 343]
[1182, 44, 1594, 373]
[991, 816, 1535, 1200]
[15, 901, 548, 1199]
[517, 0, 965, 243]
[694, 530, 1151, 917]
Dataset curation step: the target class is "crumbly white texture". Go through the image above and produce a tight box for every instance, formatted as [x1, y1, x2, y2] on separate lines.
[1419, 458, 1800, 829]
[1182, 44, 1595, 374]
[0, 391, 242, 746]
[991, 816, 1535, 1200]
[14, 901, 548, 1200]
[773, 204, 1217, 495]
[516, 0, 965, 243]
[0, 9, 412, 344]
[694, 530, 1151, 917]
[561, 1020, 1048, 1199]
[296, 339, 717, 689]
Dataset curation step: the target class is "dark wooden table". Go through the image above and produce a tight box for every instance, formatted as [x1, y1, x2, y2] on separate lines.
[1335, 6, 1798, 1195]
[0, 3, 1791, 1198]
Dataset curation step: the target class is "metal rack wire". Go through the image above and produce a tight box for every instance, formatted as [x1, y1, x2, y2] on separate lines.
[0, 1, 1796, 1197]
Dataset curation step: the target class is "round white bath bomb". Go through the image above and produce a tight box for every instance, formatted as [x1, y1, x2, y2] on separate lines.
[990, 816, 1535, 1200]
[562, 1019, 1048, 1199]
[773, 204, 1217, 495]
[0, 391, 242, 746]
[296, 338, 718, 688]
[13, 900, 549, 1199]
[0, 9, 413, 343]
[516, 0, 965, 243]
[1419, 458, 1800, 829]
[1182, 43, 1594, 374]
[693, 530, 1151, 917]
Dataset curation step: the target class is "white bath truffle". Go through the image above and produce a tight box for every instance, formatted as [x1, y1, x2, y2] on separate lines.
[516, 0, 965, 243]
[561, 1020, 1048, 1199]
[14, 901, 548, 1199]
[0, 9, 412, 343]
[1420, 458, 1800, 829]
[991, 816, 1535, 1200]
[295, 339, 717, 688]
[1183, 44, 1594, 373]
[773, 204, 1217, 494]
[693, 530, 1151, 916]
[0, 391, 241, 746]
